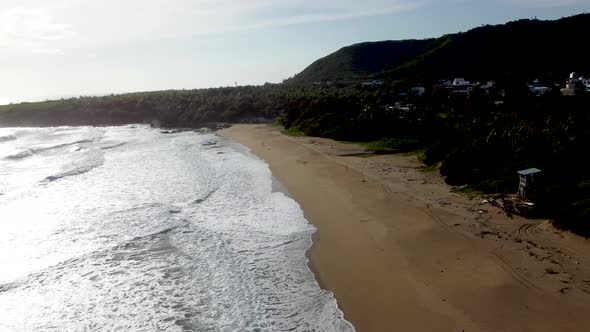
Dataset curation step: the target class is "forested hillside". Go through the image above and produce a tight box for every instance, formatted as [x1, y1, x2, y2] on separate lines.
[286, 39, 440, 83]
[0, 86, 286, 128]
[288, 14, 590, 84]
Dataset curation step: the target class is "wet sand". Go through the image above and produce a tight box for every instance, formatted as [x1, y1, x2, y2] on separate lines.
[220, 124, 590, 332]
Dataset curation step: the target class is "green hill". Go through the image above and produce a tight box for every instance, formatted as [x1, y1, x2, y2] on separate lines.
[287, 14, 590, 84]
[288, 39, 440, 83]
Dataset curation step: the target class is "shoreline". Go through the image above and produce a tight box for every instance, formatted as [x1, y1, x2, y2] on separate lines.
[228, 136, 338, 317]
[220, 124, 590, 332]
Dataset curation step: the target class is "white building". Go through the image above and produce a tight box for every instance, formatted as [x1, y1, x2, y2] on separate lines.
[452, 78, 470, 86]
[410, 87, 426, 96]
[361, 80, 384, 87]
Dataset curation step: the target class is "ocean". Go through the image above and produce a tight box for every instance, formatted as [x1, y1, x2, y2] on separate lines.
[0, 125, 354, 331]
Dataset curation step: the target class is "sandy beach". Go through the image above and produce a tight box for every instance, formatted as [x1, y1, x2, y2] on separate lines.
[220, 124, 590, 332]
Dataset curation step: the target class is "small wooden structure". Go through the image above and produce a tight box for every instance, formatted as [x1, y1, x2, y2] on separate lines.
[517, 168, 541, 202]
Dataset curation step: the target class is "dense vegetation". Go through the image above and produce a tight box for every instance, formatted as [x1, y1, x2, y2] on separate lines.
[278, 85, 590, 235]
[1, 14, 589, 235]
[0, 86, 286, 128]
[287, 14, 590, 85]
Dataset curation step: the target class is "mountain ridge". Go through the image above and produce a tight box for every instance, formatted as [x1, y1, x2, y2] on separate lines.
[287, 13, 590, 85]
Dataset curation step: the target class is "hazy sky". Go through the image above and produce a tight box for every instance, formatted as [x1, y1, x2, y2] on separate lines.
[1, 0, 589, 104]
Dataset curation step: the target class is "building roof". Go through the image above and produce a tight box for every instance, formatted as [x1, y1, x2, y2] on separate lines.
[518, 168, 542, 175]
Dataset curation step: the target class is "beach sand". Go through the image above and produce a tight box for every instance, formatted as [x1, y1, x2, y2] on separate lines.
[220, 124, 590, 332]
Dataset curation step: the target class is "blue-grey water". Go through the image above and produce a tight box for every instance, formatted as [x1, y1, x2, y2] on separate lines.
[0, 125, 354, 331]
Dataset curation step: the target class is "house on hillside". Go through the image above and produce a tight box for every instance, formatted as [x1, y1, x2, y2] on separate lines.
[361, 80, 384, 88]
[451, 78, 475, 95]
[480, 81, 496, 95]
[433, 80, 452, 91]
[452, 78, 469, 86]
[410, 87, 426, 96]
[561, 72, 586, 96]
[517, 168, 542, 202]
[528, 79, 551, 96]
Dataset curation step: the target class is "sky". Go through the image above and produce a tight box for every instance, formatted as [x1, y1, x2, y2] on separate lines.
[1, 0, 589, 104]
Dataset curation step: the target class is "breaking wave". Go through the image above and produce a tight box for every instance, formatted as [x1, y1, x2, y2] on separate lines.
[0, 134, 17, 142]
[4, 149, 33, 160]
[44, 148, 105, 182]
[32, 139, 96, 154]
[0, 125, 354, 332]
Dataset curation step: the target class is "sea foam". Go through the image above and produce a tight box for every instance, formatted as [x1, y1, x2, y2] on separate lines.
[0, 125, 354, 331]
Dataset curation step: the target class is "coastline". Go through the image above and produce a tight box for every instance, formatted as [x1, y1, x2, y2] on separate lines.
[220, 124, 590, 332]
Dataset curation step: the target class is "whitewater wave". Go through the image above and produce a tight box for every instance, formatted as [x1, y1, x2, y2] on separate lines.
[0, 125, 354, 332]
[33, 139, 96, 154]
[99, 142, 126, 150]
[0, 134, 17, 143]
[44, 148, 105, 182]
[192, 189, 218, 205]
[4, 149, 33, 160]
